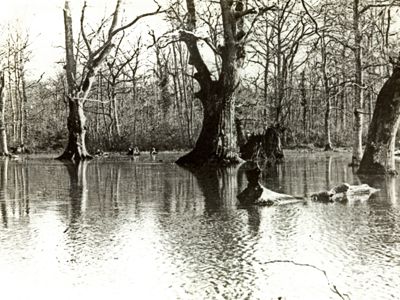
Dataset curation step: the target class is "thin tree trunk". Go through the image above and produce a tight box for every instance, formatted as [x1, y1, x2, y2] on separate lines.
[7, 52, 16, 145]
[351, 0, 364, 165]
[21, 72, 28, 147]
[0, 72, 9, 156]
[13, 51, 21, 146]
[112, 94, 121, 138]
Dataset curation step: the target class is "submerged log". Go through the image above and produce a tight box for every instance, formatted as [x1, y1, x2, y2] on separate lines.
[237, 166, 304, 206]
[311, 183, 379, 203]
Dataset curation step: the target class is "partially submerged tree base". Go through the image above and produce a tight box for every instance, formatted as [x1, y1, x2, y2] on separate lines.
[56, 151, 93, 162]
[176, 151, 244, 167]
[324, 143, 333, 151]
[237, 166, 304, 206]
[311, 183, 379, 203]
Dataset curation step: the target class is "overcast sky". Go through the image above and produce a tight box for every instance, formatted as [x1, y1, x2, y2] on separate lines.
[0, 0, 167, 79]
[2, 0, 400, 80]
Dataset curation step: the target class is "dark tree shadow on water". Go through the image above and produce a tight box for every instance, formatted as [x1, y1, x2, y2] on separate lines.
[62, 160, 89, 225]
[0, 158, 30, 228]
[180, 164, 245, 214]
[356, 174, 399, 249]
[357, 174, 398, 204]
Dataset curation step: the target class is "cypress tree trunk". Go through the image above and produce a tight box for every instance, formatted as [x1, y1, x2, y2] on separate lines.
[176, 82, 240, 165]
[358, 65, 400, 174]
[58, 97, 91, 160]
[176, 0, 265, 166]
[58, 0, 92, 161]
[358, 65, 400, 175]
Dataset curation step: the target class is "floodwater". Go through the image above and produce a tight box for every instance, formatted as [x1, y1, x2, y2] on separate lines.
[0, 152, 399, 300]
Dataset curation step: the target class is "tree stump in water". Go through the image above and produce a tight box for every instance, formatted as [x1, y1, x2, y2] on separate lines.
[237, 165, 304, 206]
[311, 183, 379, 203]
[239, 125, 285, 162]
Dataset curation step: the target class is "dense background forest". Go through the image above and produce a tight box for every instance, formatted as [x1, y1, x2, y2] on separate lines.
[0, 0, 399, 154]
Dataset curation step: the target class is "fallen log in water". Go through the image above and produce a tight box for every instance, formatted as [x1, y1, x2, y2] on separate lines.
[237, 166, 304, 206]
[238, 186, 305, 206]
[238, 165, 379, 206]
[311, 183, 379, 203]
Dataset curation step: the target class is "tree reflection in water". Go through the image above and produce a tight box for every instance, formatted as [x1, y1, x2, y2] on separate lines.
[93, 162, 122, 217]
[0, 154, 398, 298]
[358, 175, 398, 205]
[0, 158, 30, 228]
[0, 158, 9, 228]
[185, 164, 243, 214]
[63, 161, 89, 225]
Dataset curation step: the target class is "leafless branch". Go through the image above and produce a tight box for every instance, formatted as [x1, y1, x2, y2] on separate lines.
[26, 72, 45, 89]
[80, 1, 92, 57]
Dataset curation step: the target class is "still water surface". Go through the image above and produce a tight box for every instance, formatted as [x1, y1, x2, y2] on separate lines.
[0, 152, 399, 299]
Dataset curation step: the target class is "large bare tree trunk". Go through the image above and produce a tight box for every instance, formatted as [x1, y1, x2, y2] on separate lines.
[357, 64, 400, 175]
[58, 97, 91, 160]
[0, 72, 10, 156]
[177, 82, 239, 165]
[176, 0, 259, 166]
[58, 0, 92, 161]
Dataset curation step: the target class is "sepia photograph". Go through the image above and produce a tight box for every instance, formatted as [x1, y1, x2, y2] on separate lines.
[0, 0, 399, 299]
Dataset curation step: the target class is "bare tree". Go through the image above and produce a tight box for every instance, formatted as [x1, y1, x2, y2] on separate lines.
[168, 0, 275, 166]
[58, 0, 162, 161]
